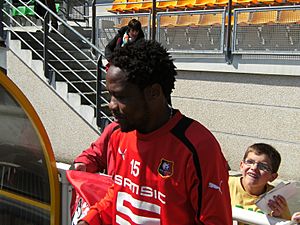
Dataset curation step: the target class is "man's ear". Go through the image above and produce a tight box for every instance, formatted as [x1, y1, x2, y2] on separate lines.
[269, 172, 278, 182]
[144, 84, 162, 101]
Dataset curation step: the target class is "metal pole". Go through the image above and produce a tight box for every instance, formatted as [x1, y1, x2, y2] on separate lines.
[92, 0, 96, 56]
[151, 0, 156, 40]
[225, 0, 233, 64]
[44, 12, 50, 80]
[96, 55, 102, 129]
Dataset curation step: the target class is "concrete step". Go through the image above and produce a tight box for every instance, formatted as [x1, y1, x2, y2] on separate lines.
[56, 81, 68, 100]
[75, 105, 95, 124]
[56, 70, 97, 81]
[31, 59, 45, 80]
[32, 49, 95, 60]
[67, 92, 81, 108]
[49, 59, 97, 70]
[69, 80, 97, 93]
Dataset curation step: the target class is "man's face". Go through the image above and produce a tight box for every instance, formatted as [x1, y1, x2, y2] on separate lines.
[240, 151, 277, 192]
[128, 29, 139, 41]
[106, 65, 150, 132]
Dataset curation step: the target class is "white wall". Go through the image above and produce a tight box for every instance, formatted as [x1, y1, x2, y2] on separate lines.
[6, 50, 99, 164]
[173, 69, 300, 181]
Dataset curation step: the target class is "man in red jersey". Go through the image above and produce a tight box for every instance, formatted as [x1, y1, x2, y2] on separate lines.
[78, 40, 232, 225]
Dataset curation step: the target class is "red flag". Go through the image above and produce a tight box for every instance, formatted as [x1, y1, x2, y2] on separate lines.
[66, 170, 113, 225]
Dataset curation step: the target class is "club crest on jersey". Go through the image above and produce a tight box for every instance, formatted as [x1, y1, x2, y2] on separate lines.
[158, 159, 174, 178]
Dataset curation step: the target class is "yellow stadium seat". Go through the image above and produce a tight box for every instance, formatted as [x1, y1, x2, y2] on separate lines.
[175, 0, 197, 9]
[236, 12, 250, 25]
[251, 0, 284, 5]
[138, 0, 157, 11]
[193, 0, 214, 9]
[107, 0, 127, 13]
[248, 11, 278, 25]
[138, 16, 150, 27]
[198, 13, 224, 26]
[277, 10, 300, 24]
[286, 0, 300, 3]
[232, 0, 256, 6]
[208, 0, 230, 7]
[156, 0, 177, 11]
[159, 15, 178, 27]
[123, 0, 143, 12]
[176, 14, 201, 27]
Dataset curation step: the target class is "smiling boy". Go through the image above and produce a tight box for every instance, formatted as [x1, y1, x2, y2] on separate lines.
[229, 143, 291, 223]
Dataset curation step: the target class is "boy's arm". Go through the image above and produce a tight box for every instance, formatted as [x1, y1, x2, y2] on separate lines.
[74, 122, 118, 173]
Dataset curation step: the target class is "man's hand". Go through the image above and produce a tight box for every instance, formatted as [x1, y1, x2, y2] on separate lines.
[268, 195, 289, 219]
[74, 162, 87, 171]
[292, 212, 300, 223]
[77, 221, 89, 225]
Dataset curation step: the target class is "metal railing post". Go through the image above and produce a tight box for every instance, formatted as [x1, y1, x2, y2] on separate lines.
[151, 0, 156, 40]
[96, 55, 103, 128]
[225, 0, 233, 64]
[43, 12, 50, 80]
[92, 0, 96, 56]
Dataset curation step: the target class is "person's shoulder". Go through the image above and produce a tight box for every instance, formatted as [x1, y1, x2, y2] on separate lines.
[229, 176, 240, 184]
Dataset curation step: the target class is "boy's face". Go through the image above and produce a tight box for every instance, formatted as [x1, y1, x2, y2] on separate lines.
[240, 151, 278, 192]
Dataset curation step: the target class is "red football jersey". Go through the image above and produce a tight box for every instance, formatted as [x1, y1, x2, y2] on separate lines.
[83, 110, 232, 225]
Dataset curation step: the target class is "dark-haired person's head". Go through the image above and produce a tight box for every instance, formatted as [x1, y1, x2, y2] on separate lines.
[106, 40, 177, 133]
[127, 19, 142, 41]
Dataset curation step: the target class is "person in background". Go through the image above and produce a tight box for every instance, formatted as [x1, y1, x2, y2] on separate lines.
[104, 18, 144, 62]
[78, 39, 232, 225]
[229, 143, 291, 224]
[35, 0, 58, 32]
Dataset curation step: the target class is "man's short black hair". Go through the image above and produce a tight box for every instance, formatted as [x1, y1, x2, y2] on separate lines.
[110, 40, 177, 98]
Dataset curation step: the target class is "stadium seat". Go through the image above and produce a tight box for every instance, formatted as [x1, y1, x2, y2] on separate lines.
[159, 15, 178, 27]
[193, 0, 215, 9]
[107, 0, 127, 13]
[123, 0, 143, 12]
[156, 0, 177, 11]
[175, 0, 197, 10]
[286, 0, 300, 3]
[12, 6, 26, 16]
[277, 9, 300, 24]
[232, 0, 257, 6]
[208, 0, 230, 7]
[198, 13, 224, 26]
[176, 14, 201, 27]
[138, 16, 150, 27]
[248, 11, 278, 25]
[251, 0, 284, 5]
[138, 0, 157, 11]
[235, 12, 250, 25]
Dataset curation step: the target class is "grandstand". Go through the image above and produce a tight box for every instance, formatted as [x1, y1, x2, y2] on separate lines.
[1, 0, 300, 224]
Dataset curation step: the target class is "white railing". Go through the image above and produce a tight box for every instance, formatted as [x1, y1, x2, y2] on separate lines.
[57, 163, 296, 225]
[232, 207, 295, 225]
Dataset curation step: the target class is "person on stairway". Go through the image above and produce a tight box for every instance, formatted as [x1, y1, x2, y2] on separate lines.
[35, 0, 58, 32]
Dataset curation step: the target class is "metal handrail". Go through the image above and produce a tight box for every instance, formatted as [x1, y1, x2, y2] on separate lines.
[2, 14, 98, 108]
[3, 0, 111, 130]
